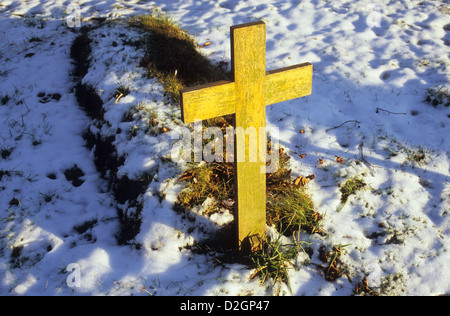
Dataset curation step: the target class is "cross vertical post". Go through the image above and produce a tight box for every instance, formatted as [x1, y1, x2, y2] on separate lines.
[180, 21, 313, 252]
[231, 22, 267, 252]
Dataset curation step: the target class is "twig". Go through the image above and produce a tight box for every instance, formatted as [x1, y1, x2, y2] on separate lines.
[375, 107, 407, 115]
[325, 120, 360, 132]
[359, 142, 375, 175]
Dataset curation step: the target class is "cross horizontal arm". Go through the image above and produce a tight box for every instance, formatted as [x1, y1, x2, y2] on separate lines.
[180, 80, 235, 124]
[180, 62, 312, 124]
[264, 62, 313, 106]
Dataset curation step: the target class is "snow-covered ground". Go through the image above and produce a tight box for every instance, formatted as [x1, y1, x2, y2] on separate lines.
[0, 0, 449, 296]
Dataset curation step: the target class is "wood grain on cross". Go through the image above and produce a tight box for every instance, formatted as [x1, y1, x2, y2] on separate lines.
[180, 21, 313, 251]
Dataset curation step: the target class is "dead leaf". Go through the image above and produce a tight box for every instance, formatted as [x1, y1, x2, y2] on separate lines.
[312, 211, 322, 222]
[299, 154, 306, 159]
[294, 176, 309, 186]
[179, 171, 194, 182]
[317, 157, 324, 165]
[300, 129, 305, 134]
[336, 156, 345, 164]
[294, 175, 313, 186]
[203, 41, 211, 47]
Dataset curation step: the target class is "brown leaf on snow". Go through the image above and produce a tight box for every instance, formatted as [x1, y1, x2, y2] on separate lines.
[336, 156, 345, 164]
[294, 175, 308, 186]
[293, 174, 315, 186]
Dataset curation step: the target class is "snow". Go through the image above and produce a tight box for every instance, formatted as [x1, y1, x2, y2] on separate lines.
[0, 0, 449, 296]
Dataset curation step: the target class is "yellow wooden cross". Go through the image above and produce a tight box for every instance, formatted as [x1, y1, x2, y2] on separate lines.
[180, 21, 313, 252]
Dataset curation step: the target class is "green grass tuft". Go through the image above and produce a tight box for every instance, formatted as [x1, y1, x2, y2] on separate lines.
[267, 185, 322, 236]
[249, 235, 301, 294]
[339, 176, 366, 203]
